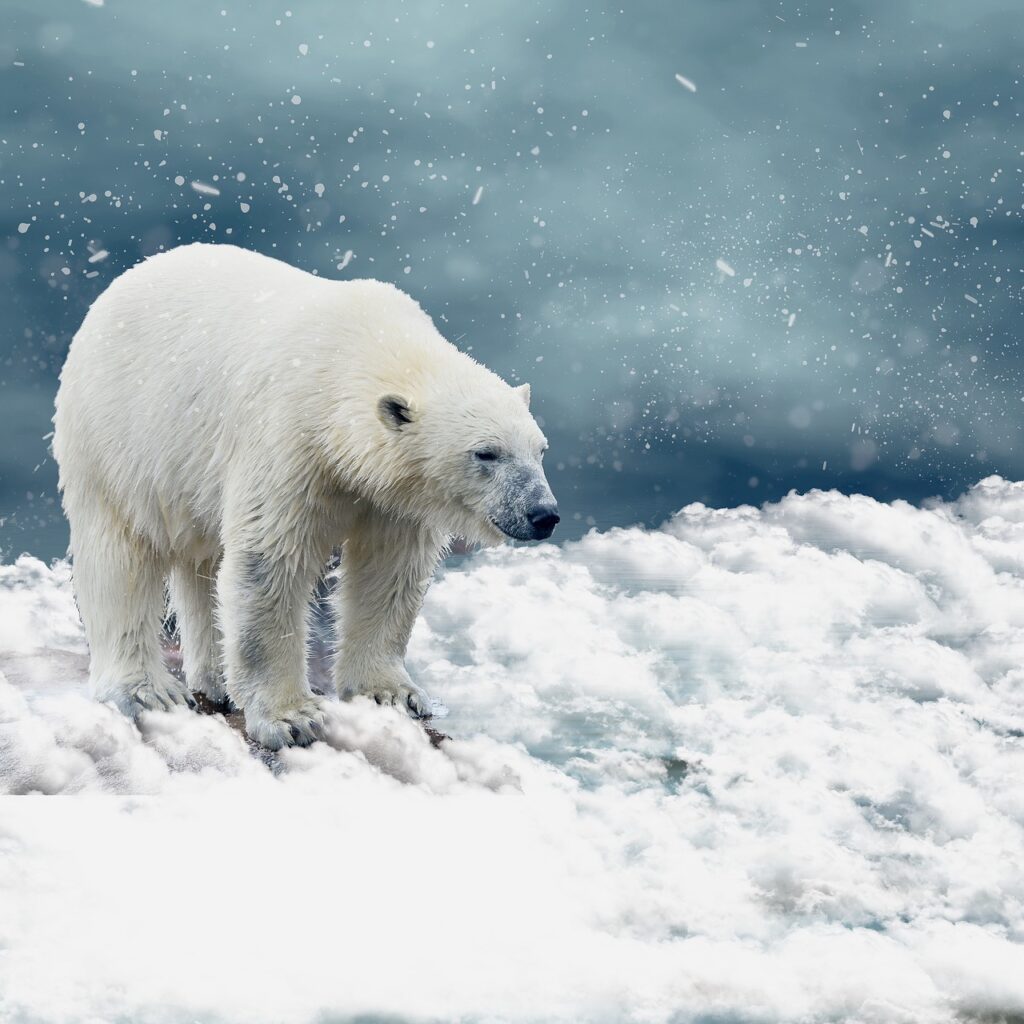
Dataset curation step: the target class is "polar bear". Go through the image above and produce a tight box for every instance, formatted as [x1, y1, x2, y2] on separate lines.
[53, 243, 558, 748]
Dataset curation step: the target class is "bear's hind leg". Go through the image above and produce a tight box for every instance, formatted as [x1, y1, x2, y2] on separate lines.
[168, 557, 230, 706]
[70, 507, 196, 716]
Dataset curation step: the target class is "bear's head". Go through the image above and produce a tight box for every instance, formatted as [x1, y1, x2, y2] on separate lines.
[376, 375, 559, 546]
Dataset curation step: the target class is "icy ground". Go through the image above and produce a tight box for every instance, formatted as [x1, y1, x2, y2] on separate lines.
[2, 479, 1024, 1024]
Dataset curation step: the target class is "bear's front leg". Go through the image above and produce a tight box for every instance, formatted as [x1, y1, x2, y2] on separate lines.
[218, 542, 326, 749]
[334, 513, 446, 717]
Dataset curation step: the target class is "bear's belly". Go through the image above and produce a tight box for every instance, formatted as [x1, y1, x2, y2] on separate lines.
[153, 492, 223, 561]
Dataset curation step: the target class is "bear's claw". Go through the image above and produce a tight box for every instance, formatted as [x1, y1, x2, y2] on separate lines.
[108, 673, 197, 716]
[371, 683, 433, 719]
[244, 696, 327, 750]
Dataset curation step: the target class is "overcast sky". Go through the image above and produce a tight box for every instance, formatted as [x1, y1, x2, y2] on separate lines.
[2, 0, 1023, 559]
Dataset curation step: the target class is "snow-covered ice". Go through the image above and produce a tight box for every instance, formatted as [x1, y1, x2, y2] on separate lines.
[2, 479, 1024, 1023]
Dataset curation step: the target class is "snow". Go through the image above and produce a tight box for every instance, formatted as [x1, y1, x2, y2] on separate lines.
[674, 73, 697, 93]
[2, 478, 1024, 1022]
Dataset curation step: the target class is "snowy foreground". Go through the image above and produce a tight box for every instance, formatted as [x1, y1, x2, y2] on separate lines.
[2, 479, 1024, 1023]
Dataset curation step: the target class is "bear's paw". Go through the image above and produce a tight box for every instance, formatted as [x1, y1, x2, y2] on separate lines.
[340, 675, 434, 719]
[244, 696, 328, 750]
[99, 672, 198, 717]
[373, 679, 434, 719]
[192, 670, 232, 708]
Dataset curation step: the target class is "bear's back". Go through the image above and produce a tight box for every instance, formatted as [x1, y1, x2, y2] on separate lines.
[53, 245, 458, 547]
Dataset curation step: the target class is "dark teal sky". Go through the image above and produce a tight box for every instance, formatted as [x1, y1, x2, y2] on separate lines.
[2, 0, 1023, 560]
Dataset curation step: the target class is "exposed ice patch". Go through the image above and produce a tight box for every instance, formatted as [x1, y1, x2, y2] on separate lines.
[2, 478, 1024, 1023]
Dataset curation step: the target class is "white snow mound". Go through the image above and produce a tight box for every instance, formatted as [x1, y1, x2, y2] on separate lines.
[2, 477, 1024, 1023]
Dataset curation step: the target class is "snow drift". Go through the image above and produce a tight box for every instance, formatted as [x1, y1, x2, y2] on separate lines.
[2, 478, 1024, 1023]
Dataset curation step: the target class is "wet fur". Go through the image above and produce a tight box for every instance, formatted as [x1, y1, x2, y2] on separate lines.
[53, 243, 554, 748]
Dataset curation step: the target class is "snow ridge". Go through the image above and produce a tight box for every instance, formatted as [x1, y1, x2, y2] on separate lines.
[2, 477, 1023, 1023]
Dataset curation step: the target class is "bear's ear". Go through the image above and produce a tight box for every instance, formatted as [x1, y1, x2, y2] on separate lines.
[515, 383, 531, 408]
[377, 394, 415, 431]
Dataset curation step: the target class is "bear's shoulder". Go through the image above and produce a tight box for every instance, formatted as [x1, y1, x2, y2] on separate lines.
[332, 278, 435, 333]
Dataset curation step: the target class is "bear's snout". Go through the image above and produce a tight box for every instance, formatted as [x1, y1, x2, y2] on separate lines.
[528, 503, 560, 540]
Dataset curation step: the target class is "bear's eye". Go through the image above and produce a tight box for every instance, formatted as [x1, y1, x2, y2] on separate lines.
[474, 449, 498, 462]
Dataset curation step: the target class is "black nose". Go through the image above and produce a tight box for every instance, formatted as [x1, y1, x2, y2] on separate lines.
[528, 504, 560, 539]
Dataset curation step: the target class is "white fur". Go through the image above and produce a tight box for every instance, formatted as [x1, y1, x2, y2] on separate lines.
[53, 243, 554, 748]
